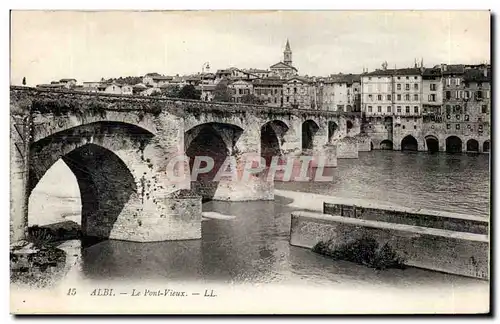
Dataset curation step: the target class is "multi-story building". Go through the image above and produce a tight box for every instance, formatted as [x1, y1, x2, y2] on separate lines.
[282, 77, 313, 109]
[361, 63, 490, 153]
[228, 80, 253, 103]
[422, 67, 443, 119]
[318, 74, 361, 112]
[252, 78, 284, 107]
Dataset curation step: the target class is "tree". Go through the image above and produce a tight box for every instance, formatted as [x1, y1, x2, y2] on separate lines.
[22, 77, 26, 86]
[213, 79, 232, 102]
[241, 94, 264, 105]
[162, 84, 181, 98]
[178, 84, 201, 100]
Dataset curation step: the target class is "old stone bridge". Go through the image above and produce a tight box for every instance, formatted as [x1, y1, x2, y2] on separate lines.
[10, 86, 363, 243]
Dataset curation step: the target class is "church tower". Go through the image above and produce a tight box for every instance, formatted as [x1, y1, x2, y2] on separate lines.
[283, 39, 292, 66]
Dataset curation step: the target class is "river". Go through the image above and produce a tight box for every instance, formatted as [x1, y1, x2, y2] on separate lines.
[20, 151, 490, 313]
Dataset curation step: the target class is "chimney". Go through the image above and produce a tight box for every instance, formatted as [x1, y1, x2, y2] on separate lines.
[483, 68, 488, 77]
[441, 64, 447, 72]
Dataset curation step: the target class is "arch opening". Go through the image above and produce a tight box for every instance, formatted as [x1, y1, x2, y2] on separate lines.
[370, 141, 374, 150]
[425, 135, 439, 153]
[185, 122, 243, 201]
[301, 120, 319, 152]
[379, 140, 393, 150]
[327, 121, 338, 143]
[446, 136, 463, 153]
[261, 120, 289, 167]
[28, 143, 137, 241]
[483, 140, 490, 153]
[346, 120, 353, 134]
[27, 121, 154, 242]
[466, 139, 479, 152]
[401, 135, 418, 151]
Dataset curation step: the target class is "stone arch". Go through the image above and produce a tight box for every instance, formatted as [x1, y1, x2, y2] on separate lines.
[261, 120, 289, 166]
[183, 112, 247, 135]
[380, 139, 393, 150]
[425, 135, 439, 153]
[466, 139, 479, 152]
[327, 121, 338, 143]
[301, 119, 319, 151]
[446, 136, 463, 153]
[29, 121, 154, 195]
[28, 120, 154, 239]
[483, 140, 490, 153]
[32, 111, 158, 143]
[401, 135, 418, 151]
[184, 122, 243, 201]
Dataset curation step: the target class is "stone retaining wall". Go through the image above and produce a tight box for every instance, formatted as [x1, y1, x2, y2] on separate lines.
[323, 203, 488, 235]
[290, 211, 489, 280]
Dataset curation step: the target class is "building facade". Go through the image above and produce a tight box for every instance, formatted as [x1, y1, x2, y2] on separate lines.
[252, 78, 284, 107]
[282, 77, 313, 109]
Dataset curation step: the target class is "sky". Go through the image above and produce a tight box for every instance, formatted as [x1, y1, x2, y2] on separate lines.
[10, 10, 491, 86]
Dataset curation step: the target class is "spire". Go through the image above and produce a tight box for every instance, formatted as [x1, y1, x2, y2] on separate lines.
[285, 39, 291, 52]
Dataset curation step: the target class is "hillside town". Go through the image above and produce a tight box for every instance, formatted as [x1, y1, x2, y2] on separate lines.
[35, 39, 491, 153]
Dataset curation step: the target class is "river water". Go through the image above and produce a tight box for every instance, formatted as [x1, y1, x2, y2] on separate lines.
[26, 151, 490, 290]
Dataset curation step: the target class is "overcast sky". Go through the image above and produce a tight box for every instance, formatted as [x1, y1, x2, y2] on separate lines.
[10, 10, 490, 86]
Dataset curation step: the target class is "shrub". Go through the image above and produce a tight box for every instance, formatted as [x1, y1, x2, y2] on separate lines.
[312, 236, 406, 270]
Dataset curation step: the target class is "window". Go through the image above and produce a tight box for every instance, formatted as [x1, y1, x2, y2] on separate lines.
[397, 77, 401, 80]
[405, 94, 410, 101]
[405, 84, 410, 90]
[446, 78, 451, 86]
[337, 105, 344, 111]
[456, 124, 460, 130]
[378, 106, 382, 113]
[446, 124, 451, 129]
[286, 96, 289, 102]
[406, 76, 409, 80]
[274, 98, 277, 103]
[387, 95, 391, 100]
[414, 94, 418, 101]
[414, 125, 417, 129]
[476, 91, 483, 100]
[387, 106, 391, 113]
[455, 78, 461, 86]
[368, 94, 373, 100]
[445, 91, 451, 100]
[430, 83, 437, 91]
[482, 105, 488, 113]
[238, 89, 242, 95]
[294, 87, 297, 94]
[464, 91, 470, 99]
[465, 115, 469, 121]
[397, 94, 401, 101]
[405, 106, 410, 113]
[368, 106, 372, 113]
[397, 106, 401, 113]
[446, 105, 451, 114]
[397, 84, 401, 90]
[414, 106, 418, 113]
[478, 82, 483, 88]
[402, 125, 406, 129]
[368, 77, 372, 80]
[428, 94, 436, 102]
[414, 83, 419, 90]
[377, 94, 382, 101]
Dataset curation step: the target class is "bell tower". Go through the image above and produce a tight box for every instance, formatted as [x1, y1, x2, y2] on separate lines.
[284, 39, 292, 66]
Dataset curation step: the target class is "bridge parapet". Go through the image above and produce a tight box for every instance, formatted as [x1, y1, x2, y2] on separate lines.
[10, 86, 361, 118]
